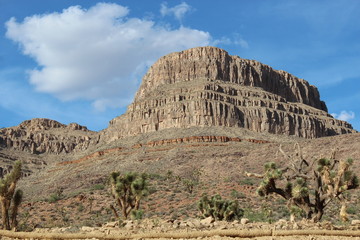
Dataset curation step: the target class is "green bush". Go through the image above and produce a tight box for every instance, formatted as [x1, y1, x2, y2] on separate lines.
[230, 190, 246, 199]
[243, 207, 272, 223]
[47, 189, 64, 203]
[130, 209, 144, 220]
[198, 194, 244, 221]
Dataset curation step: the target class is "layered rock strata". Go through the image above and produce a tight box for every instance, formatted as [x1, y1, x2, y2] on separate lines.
[0, 119, 98, 154]
[58, 136, 270, 166]
[102, 47, 355, 141]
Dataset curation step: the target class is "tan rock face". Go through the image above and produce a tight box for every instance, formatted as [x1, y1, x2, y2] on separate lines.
[1, 47, 356, 153]
[102, 46, 356, 141]
[136, 46, 327, 111]
[0, 118, 98, 154]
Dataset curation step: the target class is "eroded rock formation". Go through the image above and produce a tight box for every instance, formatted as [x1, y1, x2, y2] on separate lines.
[0, 118, 98, 154]
[102, 46, 355, 141]
[1, 47, 356, 155]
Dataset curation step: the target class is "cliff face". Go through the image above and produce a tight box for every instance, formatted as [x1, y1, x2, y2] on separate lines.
[136, 47, 327, 111]
[102, 47, 355, 141]
[0, 47, 356, 153]
[0, 118, 98, 154]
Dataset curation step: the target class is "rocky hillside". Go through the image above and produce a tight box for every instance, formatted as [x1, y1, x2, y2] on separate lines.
[0, 118, 98, 154]
[101, 47, 355, 142]
[0, 46, 357, 190]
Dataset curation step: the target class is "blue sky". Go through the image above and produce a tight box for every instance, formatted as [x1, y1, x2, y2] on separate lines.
[1, 0, 360, 131]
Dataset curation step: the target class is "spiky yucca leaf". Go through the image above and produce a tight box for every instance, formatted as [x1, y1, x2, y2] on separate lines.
[318, 158, 330, 166]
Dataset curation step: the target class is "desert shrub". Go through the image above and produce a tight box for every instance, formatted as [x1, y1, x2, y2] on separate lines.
[130, 209, 144, 220]
[165, 170, 174, 180]
[180, 168, 202, 194]
[230, 189, 246, 199]
[77, 204, 85, 212]
[198, 194, 244, 221]
[239, 178, 255, 186]
[243, 207, 272, 223]
[47, 188, 64, 203]
[346, 204, 358, 215]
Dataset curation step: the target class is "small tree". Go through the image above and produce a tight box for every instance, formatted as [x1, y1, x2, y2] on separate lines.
[181, 168, 202, 194]
[109, 172, 148, 219]
[246, 144, 359, 222]
[0, 160, 23, 230]
[198, 194, 244, 221]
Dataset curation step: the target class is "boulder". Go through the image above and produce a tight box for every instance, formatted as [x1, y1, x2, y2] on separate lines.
[240, 218, 249, 224]
[200, 216, 215, 226]
[351, 220, 360, 225]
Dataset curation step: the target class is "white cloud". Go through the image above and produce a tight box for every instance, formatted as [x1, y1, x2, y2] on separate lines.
[0, 68, 123, 131]
[331, 110, 355, 121]
[160, 2, 192, 21]
[234, 38, 249, 49]
[5, 3, 210, 111]
[212, 35, 249, 49]
[212, 37, 232, 46]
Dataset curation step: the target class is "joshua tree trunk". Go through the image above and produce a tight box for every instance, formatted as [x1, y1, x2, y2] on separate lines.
[10, 204, 19, 230]
[1, 198, 10, 230]
[0, 161, 23, 230]
[312, 209, 324, 223]
[122, 206, 129, 219]
[110, 204, 119, 219]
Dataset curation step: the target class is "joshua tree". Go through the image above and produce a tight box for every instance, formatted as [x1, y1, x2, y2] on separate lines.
[109, 172, 148, 219]
[246, 144, 358, 222]
[0, 160, 23, 230]
[198, 194, 244, 221]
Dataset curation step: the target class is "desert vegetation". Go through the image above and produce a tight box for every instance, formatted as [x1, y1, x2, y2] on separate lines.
[1, 144, 360, 240]
[0, 160, 23, 230]
[198, 194, 244, 221]
[109, 172, 148, 220]
[246, 144, 359, 222]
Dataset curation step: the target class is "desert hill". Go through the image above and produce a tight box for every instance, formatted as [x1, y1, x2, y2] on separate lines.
[0, 46, 359, 228]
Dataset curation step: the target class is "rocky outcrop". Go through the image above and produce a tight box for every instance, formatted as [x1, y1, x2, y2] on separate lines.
[136, 47, 327, 111]
[102, 47, 356, 142]
[0, 119, 98, 154]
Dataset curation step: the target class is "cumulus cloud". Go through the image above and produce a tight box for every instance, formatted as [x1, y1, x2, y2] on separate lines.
[331, 110, 355, 121]
[5, 3, 210, 110]
[160, 2, 192, 21]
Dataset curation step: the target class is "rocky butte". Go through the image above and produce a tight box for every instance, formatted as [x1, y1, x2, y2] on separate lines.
[0, 46, 356, 157]
[101, 46, 355, 142]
